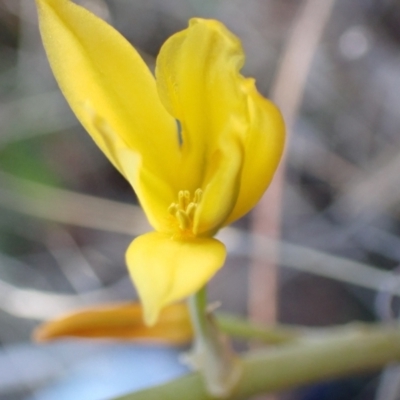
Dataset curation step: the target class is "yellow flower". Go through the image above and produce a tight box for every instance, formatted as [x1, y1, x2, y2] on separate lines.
[36, 0, 285, 325]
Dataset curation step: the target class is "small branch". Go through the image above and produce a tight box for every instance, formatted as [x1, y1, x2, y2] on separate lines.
[113, 323, 400, 400]
[216, 313, 305, 344]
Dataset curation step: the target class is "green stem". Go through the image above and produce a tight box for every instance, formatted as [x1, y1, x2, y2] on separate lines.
[188, 286, 209, 343]
[216, 313, 305, 344]
[113, 322, 400, 400]
[186, 287, 242, 397]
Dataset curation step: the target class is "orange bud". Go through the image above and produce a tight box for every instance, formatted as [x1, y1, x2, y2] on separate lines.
[33, 302, 192, 345]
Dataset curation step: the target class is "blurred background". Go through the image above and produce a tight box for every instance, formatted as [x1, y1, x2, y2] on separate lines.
[0, 0, 400, 399]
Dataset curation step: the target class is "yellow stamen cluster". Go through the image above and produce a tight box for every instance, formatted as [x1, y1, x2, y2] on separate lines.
[169, 189, 203, 232]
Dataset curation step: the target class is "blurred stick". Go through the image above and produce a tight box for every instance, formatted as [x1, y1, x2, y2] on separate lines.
[250, 2, 336, 397]
[2, 172, 400, 320]
[249, 0, 336, 326]
[0, 170, 150, 235]
[271, 0, 336, 128]
[1, 170, 396, 294]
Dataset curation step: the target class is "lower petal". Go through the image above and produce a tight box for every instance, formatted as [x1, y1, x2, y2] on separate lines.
[126, 232, 226, 325]
[225, 80, 285, 225]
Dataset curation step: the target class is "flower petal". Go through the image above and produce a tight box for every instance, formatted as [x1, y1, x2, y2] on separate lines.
[156, 19, 245, 160]
[193, 137, 243, 236]
[33, 302, 192, 345]
[116, 148, 177, 232]
[225, 80, 285, 224]
[126, 232, 226, 325]
[36, 0, 180, 228]
[156, 19, 273, 232]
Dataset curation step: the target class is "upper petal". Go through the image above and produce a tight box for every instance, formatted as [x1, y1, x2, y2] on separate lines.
[193, 136, 243, 236]
[225, 80, 285, 225]
[155, 19, 246, 213]
[155, 19, 281, 234]
[36, 0, 180, 226]
[126, 232, 226, 325]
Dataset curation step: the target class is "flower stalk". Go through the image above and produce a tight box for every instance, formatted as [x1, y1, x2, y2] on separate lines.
[186, 287, 242, 397]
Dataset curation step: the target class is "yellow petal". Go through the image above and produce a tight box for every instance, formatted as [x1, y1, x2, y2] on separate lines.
[156, 19, 245, 161]
[116, 148, 177, 233]
[225, 80, 285, 225]
[33, 302, 193, 346]
[35, 0, 180, 229]
[156, 19, 273, 232]
[126, 232, 226, 325]
[193, 137, 243, 236]
[156, 18, 245, 187]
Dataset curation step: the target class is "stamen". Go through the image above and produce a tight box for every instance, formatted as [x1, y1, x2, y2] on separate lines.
[168, 188, 203, 234]
[178, 191, 185, 209]
[194, 188, 203, 203]
[168, 203, 178, 215]
[186, 202, 197, 219]
[183, 191, 190, 207]
[176, 210, 190, 231]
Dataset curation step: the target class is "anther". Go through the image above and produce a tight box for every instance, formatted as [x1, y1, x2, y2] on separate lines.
[194, 188, 203, 204]
[183, 191, 190, 208]
[178, 191, 185, 209]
